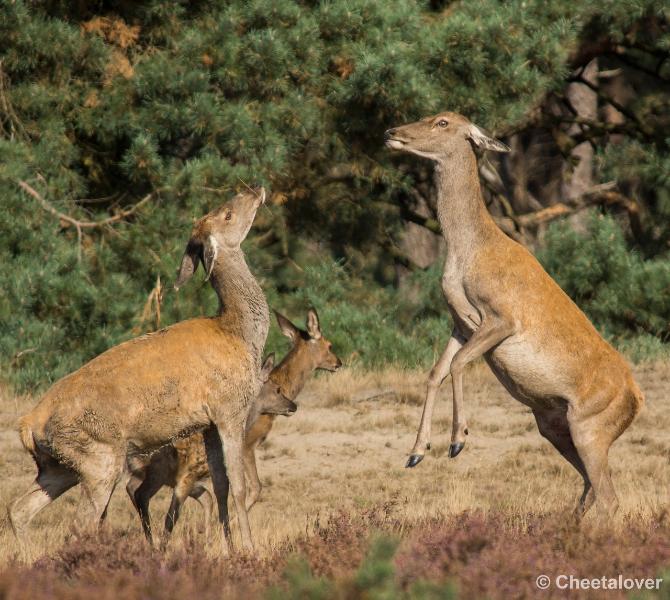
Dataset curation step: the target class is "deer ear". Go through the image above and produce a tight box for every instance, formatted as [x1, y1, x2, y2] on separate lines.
[174, 240, 201, 290]
[202, 235, 219, 281]
[306, 308, 322, 340]
[466, 124, 510, 153]
[260, 353, 275, 382]
[274, 310, 299, 342]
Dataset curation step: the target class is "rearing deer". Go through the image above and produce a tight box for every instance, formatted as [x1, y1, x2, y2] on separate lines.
[385, 112, 644, 517]
[126, 308, 341, 543]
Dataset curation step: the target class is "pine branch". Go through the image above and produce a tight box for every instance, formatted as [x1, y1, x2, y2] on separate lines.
[516, 183, 640, 230]
[0, 60, 28, 141]
[18, 179, 160, 261]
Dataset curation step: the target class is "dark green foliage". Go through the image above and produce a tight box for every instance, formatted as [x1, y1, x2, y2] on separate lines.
[1, 0, 670, 390]
[539, 211, 670, 360]
[267, 262, 451, 370]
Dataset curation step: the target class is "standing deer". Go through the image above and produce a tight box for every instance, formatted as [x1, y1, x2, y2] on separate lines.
[126, 308, 341, 543]
[125, 353, 298, 545]
[385, 112, 644, 517]
[9, 188, 269, 553]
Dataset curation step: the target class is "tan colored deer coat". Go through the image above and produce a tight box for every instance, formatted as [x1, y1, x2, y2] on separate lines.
[10, 189, 269, 553]
[385, 112, 643, 517]
[126, 309, 341, 543]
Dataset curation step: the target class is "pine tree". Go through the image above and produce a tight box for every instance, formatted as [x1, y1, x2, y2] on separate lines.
[1, 0, 669, 390]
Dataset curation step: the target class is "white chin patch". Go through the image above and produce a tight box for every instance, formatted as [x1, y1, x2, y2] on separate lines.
[385, 139, 406, 150]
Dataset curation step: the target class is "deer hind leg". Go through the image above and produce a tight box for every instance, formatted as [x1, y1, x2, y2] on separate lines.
[567, 389, 635, 519]
[533, 409, 593, 518]
[9, 459, 79, 538]
[407, 333, 464, 468]
[190, 483, 214, 540]
[162, 474, 197, 546]
[128, 468, 164, 544]
[78, 446, 123, 530]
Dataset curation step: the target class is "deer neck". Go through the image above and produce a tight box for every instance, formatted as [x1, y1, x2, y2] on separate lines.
[270, 346, 316, 401]
[434, 150, 499, 262]
[208, 248, 269, 366]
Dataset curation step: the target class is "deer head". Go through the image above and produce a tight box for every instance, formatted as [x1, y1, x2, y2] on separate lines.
[384, 111, 509, 161]
[274, 308, 342, 372]
[256, 354, 297, 417]
[174, 187, 266, 289]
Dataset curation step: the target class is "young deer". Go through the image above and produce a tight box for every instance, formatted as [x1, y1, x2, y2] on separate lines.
[126, 353, 297, 545]
[10, 189, 269, 553]
[385, 112, 644, 517]
[126, 308, 341, 542]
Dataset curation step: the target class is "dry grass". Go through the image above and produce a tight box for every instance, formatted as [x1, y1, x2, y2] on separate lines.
[0, 362, 668, 596]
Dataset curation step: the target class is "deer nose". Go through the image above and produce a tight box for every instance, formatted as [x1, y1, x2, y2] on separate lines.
[287, 400, 297, 413]
[384, 128, 396, 141]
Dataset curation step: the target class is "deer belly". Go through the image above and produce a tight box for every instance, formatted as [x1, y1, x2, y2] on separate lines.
[485, 337, 568, 410]
[130, 406, 211, 450]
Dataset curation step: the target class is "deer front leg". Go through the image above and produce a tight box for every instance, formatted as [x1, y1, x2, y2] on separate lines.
[220, 429, 254, 552]
[448, 320, 514, 458]
[203, 424, 231, 556]
[243, 442, 262, 512]
[407, 333, 464, 468]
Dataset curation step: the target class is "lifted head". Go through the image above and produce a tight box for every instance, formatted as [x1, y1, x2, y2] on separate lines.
[384, 111, 509, 162]
[175, 187, 266, 289]
[274, 308, 342, 372]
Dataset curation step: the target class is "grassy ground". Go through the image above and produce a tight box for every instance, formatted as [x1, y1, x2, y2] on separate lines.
[0, 363, 668, 597]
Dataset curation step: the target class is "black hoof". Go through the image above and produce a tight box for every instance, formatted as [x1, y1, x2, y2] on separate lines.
[448, 442, 465, 458]
[406, 454, 424, 468]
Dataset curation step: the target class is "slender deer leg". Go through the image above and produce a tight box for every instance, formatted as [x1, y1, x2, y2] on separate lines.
[162, 490, 186, 548]
[449, 321, 514, 457]
[203, 424, 231, 556]
[127, 469, 164, 544]
[76, 445, 122, 530]
[191, 485, 214, 540]
[243, 443, 262, 512]
[407, 333, 464, 468]
[533, 409, 594, 518]
[81, 477, 119, 530]
[9, 463, 78, 538]
[569, 414, 620, 517]
[220, 429, 253, 552]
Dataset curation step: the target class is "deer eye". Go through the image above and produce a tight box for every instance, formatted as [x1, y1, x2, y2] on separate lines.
[225, 210, 232, 221]
[437, 119, 449, 128]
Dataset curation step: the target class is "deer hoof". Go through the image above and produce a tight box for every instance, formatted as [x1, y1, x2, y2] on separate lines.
[448, 442, 465, 458]
[406, 454, 424, 468]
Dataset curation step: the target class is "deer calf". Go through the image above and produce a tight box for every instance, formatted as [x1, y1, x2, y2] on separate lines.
[126, 353, 297, 544]
[385, 112, 644, 517]
[126, 308, 341, 542]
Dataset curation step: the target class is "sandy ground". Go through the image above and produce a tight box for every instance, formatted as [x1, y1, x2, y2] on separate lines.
[0, 362, 667, 562]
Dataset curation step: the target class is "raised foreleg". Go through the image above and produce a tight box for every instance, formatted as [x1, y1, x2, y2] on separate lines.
[448, 320, 514, 457]
[407, 332, 464, 467]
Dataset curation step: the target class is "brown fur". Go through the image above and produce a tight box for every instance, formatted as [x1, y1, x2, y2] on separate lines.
[386, 112, 644, 517]
[125, 309, 341, 543]
[9, 189, 270, 553]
